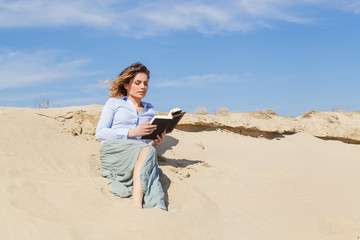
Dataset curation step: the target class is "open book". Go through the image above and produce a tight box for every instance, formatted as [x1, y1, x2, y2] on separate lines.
[141, 108, 186, 139]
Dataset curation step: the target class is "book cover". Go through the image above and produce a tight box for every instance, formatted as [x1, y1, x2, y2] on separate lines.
[141, 108, 185, 139]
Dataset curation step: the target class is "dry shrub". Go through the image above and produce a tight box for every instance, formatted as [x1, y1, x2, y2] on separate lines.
[265, 108, 278, 116]
[332, 105, 343, 112]
[256, 108, 277, 119]
[34, 95, 50, 109]
[194, 106, 208, 115]
[216, 107, 230, 116]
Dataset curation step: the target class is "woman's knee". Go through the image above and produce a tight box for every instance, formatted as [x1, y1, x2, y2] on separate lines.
[140, 146, 150, 156]
[137, 145, 156, 165]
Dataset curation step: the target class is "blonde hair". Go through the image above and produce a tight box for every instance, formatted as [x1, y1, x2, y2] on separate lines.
[108, 62, 150, 98]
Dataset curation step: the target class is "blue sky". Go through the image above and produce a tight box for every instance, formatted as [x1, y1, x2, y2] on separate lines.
[0, 0, 359, 116]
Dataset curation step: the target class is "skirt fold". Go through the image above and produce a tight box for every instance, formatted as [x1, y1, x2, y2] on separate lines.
[100, 139, 167, 210]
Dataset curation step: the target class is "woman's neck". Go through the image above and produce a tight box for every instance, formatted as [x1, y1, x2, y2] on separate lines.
[127, 95, 142, 108]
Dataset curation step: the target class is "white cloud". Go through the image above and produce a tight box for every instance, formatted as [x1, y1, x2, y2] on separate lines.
[0, 0, 359, 36]
[0, 49, 94, 89]
[155, 74, 245, 87]
[342, 0, 360, 14]
[0, 0, 113, 27]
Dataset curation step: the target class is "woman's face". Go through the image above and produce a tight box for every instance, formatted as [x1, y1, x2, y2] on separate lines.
[124, 72, 149, 100]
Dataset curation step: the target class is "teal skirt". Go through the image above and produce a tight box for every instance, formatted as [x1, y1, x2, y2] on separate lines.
[100, 139, 167, 210]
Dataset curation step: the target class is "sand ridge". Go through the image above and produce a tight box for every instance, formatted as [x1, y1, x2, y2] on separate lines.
[23, 105, 360, 144]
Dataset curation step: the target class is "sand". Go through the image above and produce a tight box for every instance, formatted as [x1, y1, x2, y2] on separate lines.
[1, 105, 360, 240]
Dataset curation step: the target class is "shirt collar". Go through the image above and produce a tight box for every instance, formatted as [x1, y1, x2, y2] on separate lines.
[121, 96, 154, 109]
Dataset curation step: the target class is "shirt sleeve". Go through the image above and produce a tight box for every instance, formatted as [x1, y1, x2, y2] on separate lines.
[95, 99, 130, 141]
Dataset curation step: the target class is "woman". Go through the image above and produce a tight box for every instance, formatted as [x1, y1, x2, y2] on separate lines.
[96, 62, 167, 210]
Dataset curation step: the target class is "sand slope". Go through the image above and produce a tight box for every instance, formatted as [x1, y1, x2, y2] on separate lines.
[1, 106, 360, 240]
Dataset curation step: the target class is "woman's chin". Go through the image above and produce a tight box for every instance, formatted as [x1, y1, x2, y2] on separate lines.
[129, 94, 145, 99]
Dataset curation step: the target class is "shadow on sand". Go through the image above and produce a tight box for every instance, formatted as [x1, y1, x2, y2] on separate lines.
[157, 135, 203, 208]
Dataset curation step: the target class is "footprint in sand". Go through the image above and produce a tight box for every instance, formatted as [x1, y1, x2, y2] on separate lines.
[195, 142, 205, 149]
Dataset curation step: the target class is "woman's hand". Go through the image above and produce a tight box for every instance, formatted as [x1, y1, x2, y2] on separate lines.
[151, 131, 165, 147]
[128, 121, 157, 138]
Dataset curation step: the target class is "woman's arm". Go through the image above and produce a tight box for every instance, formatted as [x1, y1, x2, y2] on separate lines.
[128, 121, 157, 138]
[95, 99, 130, 141]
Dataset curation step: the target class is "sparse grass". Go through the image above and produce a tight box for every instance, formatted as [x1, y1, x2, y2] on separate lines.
[256, 108, 278, 119]
[332, 105, 344, 112]
[194, 106, 208, 115]
[265, 108, 277, 116]
[34, 95, 50, 109]
[216, 107, 230, 116]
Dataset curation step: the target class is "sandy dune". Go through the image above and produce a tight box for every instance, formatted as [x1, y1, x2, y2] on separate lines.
[1, 105, 360, 239]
